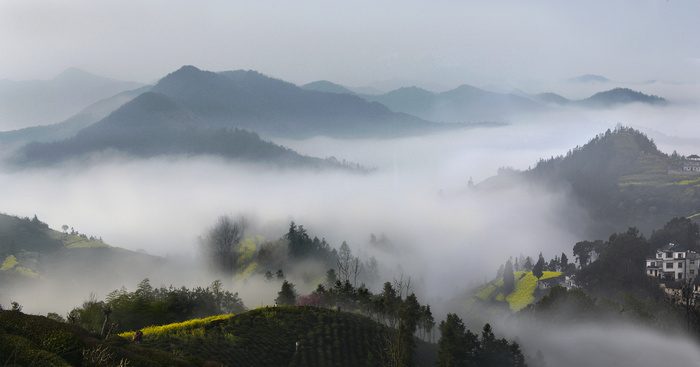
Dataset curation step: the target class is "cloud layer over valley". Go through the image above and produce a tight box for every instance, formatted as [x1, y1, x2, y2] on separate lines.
[0, 107, 648, 301]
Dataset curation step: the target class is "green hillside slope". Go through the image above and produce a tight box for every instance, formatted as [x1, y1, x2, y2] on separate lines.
[452, 271, 563, 315]
[118, 306, 436, 367]
[0, 214, 108, 280]
[0, 310, 197, 367]
[479, 126, 700, 237]
[2, 306, 436, 367]
[0, 213, 173, 296]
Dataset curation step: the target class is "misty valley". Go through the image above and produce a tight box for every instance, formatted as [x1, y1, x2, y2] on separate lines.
[3, 65, 700, 367]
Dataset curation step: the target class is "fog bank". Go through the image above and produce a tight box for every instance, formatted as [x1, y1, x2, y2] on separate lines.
[3, 101, 700, 312]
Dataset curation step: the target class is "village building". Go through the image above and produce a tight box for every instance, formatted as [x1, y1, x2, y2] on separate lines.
[646, 243, 700, 303]
[645, 243, 699, 281]
[682, 154, 700, 173]
[537, 275, 577, 290]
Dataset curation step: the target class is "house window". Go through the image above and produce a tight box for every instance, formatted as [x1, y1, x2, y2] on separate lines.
[692, 260, 696, 265]
[678, 273, 684, 279]
[666, 263, 674, 269]
[679, 262, 684, 268]
[691, 270, 695, 275]
[666, 252, 673, 258]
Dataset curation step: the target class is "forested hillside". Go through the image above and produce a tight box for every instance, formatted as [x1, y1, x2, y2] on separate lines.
[480, 126, 700, 237]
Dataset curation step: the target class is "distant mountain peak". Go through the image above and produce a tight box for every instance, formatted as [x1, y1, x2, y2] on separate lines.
[54, 67, 93, 79]
[173, 64, 202, 73]
[301, 80, 356, 95]
[581, 87, 667, 106]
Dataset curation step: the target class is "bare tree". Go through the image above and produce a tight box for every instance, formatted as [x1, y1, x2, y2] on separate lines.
[200, 215, 244, 274]
[337, 241, 352, 283]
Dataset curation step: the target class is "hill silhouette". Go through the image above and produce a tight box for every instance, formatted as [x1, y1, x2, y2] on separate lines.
[578, 88, 666, 107]
[361, 84, 666, 122]
[11, 91, 356, 168]
[362, 84, 541, 122]
[8, 65, 465, 167]
[149, 65, 443, 138]
[301, 80, 357, 95]
[0, 86, 149, 150]
[479, 126, 700, 237]
[0, 68, 143, 130]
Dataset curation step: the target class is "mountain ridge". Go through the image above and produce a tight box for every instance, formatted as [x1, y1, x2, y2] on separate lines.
[477, 126, 699, 237]
[0, 68, 143, 130]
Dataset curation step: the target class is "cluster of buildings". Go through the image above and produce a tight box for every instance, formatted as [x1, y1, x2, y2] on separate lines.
[645, 243, 700, 302]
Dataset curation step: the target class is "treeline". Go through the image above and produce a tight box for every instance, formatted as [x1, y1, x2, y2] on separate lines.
[201, 217, 382, 289]
[65, 279, 246, 336]
[437, 315, 526, 367]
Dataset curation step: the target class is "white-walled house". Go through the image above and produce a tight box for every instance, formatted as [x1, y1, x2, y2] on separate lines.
[646, 244, 700, 304]
[645, 243, 700, 281]
[682, 154, 700, 173]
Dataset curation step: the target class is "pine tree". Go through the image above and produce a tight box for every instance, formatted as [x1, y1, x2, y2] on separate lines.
[503, 259, 515, 294]
[436, 313, 468, 366]
[533, 252, 545, 281]
[275, 280, 298, 306]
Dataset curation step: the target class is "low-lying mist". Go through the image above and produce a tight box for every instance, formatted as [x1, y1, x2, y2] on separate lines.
[2, 101, 700, 319]
[514, 321, 700, 367]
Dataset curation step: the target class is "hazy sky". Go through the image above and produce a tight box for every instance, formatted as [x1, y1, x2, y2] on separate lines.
[2, 0, 699, 91]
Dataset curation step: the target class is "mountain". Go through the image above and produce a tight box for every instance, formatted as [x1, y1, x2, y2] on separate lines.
[301, 80, 357, 95]
[478, 126, 699, 237]
[147, 66, 445, 138]
[578, 88, 667, 107]
[360, 82, 667, 122]
[362, 84, 543, 123]
[11, 91, 352, 168]
[0, 68, 143, 130]
[8, 65, 465, 166]
[568, 74, 610, 83]
[0, 86, 149, 150]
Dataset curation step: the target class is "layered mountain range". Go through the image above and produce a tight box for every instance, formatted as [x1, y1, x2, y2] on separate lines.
[2, 66, 667, 168]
